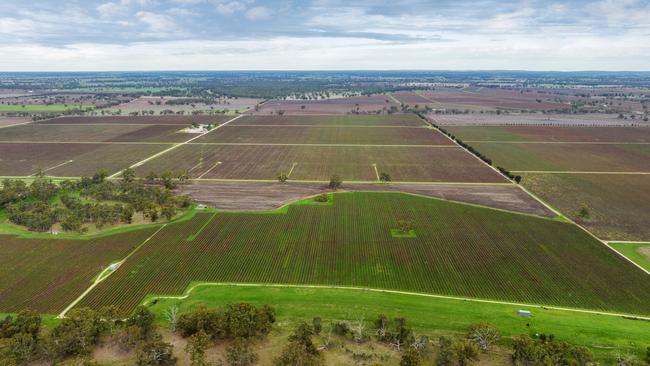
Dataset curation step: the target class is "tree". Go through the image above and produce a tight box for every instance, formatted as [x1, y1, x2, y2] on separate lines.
[136, 338, 177, 366]
[274, 323, 321, 366]
[467, 323, 500, 353]
[115, 325, 145, 352]
[328, 175, 342, 190]
[397, 219, 414, 235]
[164, 305, 180, 333]
[400, 348, 422, 366]
[379, 172, 391, 183]
[122, 168, 136, 183]
[146, 172, 158, 183]
[92, 169, 108, 184]
[578, 206, 590, 219]
[436, 336, 453, 366]
[185, 330, 210, 366]
[48, 308, 102, 359]
[127, 306, 155, 338]
[311, 317, 322, 335]
[226, 338, 258, 366]
[277, 173, 288, 183]
[453, 340, 479, 366]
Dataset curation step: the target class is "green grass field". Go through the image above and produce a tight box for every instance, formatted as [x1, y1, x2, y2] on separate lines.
[0, 105, 95, 112]
[609, 242, 650, 272]
[146, 285, 650, 362]
[77, 192, 650, 315]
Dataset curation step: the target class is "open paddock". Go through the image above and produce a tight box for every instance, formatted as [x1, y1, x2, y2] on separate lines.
[391, 91, 436, 105]
[446, 126, 650, 143]
[231, 114, 425, 126]
[256, 94, 398, 115]
[38, 115, 229, 125]
[429, 113, 648, 126]
[0, 142, 172, 177]
[471, 142, 650, 172]
[136, 144, 505, 182]
[114, 96, 262, 113]
[195, 125, 452, 145]
[0, 116, 31, 127]
[521, 173, 650, 241]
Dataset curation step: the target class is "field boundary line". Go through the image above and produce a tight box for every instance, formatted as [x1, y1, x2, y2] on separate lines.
[186, 213, 217, 241]
[512, 171, 650, 175]
[385, 93, 401, 104]
[197, 161, 222, 179]
[108, 114, 243, 178]
[188, 142, 457, 148]
[464, 140, 650, 145]
[32, 159, 74, 176]
[606, 240, 650, 244]
[58, 224, 167, 318]
[287, 162, 298, 177]
[192, 178, 514, 185]
[0, 121, 33, 129]
[144, 282, 650, 321]
[227, 124, 428, 129]
[371, 163, 380, 181]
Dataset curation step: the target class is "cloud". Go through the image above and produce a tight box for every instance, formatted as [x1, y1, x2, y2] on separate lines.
[136, 11, 177, 33]
[214, 1, 250, 15]
[97, 0, 157, 16]
[245, 6, 270, 20]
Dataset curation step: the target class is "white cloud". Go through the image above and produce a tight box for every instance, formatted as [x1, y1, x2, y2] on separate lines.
[245, 6, 270, 20]
[97, 0, 158, 16]
[214, 1, 249, 15]
[136, 11, 177, 32]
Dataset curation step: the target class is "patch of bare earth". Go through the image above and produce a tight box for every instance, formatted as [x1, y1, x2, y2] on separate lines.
[176, 181, 555, 217]
[0, 116, 31, 127]
[639, 246, 650, 261]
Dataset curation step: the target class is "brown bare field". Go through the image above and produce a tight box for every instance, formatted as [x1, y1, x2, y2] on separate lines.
[471, 142, 650, 172]
[137, 144, 506, 182]
[446, 126, 650, 142]
[0, 93, 114, 107]
[421, 88, 571, 111]
[0, 116, 31, 127]
[38, 115, 229, 125]
[391, 91, 436, 105]
[0, 123, 191, 143]
[0, 142, 172, 176]
[521, 173, 650, 241]
[231, 114, 425, 126]
[195, 125, 452, 145]
[177, 180, 553, 216]
[430, 113, 649, 126]
[256, 94, 398, 115]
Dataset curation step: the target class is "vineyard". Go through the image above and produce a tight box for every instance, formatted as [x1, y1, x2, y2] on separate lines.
[0, 228, 158, 313]
[77, 192, 650, 315]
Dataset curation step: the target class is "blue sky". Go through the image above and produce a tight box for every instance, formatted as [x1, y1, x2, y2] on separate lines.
[0, 0, 649, 71]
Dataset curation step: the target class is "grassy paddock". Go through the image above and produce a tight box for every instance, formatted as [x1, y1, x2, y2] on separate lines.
[610, 242, 650, 272]
[147, 285, 650, 361]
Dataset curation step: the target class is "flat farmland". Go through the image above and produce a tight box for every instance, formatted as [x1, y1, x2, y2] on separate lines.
[521, 173, 650, 241]
[0, 123, 191, 143]
[421, 88, 571, 111]
[195, 125, 452, 145]
[38, 115, 229, 125]
[0, 142, 172, 177]
[391, 91, 435, 105]
[430, 113, 647, 126]
[445, 126, 650, 142]
[470, 142, 650, 172]
[77, 192, 650, 315]
[137, 144, 505, 182]
[0, 228, 157, 313]
[231, 114, 425, 126]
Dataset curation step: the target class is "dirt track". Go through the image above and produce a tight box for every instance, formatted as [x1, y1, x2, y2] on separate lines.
[176, 181, 555, 217]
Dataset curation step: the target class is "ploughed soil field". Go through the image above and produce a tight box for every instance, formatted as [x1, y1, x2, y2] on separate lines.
[195, 125, 451, 145]
[0, 142, 171, 176]
[136, 144, 505, 182]
[429, 113, 649, 126]
[449, 124, 650, 240]
[37, 115, 230, 125]
[0, 123, 192, 143]
[75, 192, 650, 315]
[176, 180, 554, 217]
[445, 126, 650, 142]
[469, 142, 650, 172]
[231, 114, 425, 126]
[113, 96, 262, 113]
[521, 173, 650, 241]
[256, 94, 399, 115]
[0, 116, 31, 127]
[0, 228, 157, 313]
[390, 91, 435, 105]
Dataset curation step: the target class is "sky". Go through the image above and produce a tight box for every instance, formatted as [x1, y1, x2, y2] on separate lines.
[0, 0, 649, 71]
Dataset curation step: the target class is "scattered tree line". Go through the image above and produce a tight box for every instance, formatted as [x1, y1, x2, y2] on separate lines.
[418, 113, 522, 184]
